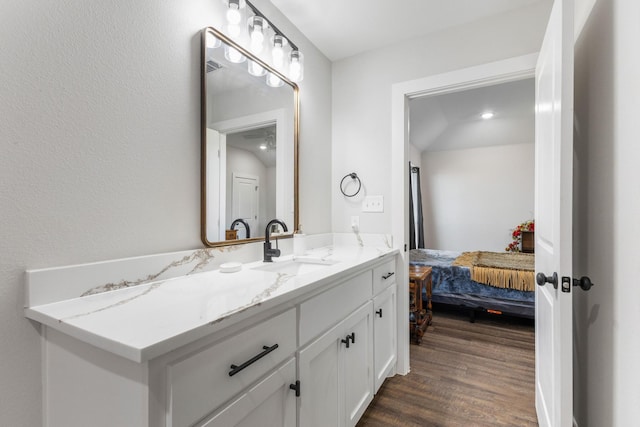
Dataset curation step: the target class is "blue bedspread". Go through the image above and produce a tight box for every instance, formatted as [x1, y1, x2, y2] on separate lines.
[410, 249, 534, 317]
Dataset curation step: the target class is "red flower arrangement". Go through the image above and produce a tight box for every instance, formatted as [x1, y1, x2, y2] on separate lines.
[506, 220, 535, 252]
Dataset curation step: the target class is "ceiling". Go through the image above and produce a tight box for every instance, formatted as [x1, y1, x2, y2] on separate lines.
[268, 0, 542, 153]
[227, 125, 277, 167]
[409, 79, 534, 152]
[269, 0, 548, 61]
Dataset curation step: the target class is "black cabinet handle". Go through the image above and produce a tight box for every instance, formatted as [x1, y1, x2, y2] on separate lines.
[229, 344, 278, 377]
[289, 380, 301, 397]
[341, 333, 355, 348]
[382, 272, 395, 280]
[376, 308, 383, 318]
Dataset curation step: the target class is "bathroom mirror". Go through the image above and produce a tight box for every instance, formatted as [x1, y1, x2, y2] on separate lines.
[201, 27, 298, 247]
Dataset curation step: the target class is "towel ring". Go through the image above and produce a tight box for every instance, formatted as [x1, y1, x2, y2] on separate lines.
[340, 172, 362, 197]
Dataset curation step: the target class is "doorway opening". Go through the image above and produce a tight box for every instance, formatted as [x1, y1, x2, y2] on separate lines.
[391, 53, 537, 376]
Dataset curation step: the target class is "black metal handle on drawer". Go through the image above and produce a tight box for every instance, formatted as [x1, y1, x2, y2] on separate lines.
[382, 272, 395, 280]
[229, 344, 279, 377]
[376, 308, 383, 318]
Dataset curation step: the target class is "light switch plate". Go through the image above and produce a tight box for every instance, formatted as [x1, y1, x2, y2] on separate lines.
[362, 195, 384, 212]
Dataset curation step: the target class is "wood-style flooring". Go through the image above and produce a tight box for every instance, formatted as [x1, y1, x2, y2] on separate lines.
[357, 306, 537, 427]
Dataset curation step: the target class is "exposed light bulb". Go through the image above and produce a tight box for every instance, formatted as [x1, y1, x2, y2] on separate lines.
[205, 32, 221, 49]
[289, 50, 304, 82]
[271, 35, 287, 68]
[481, 112, 494, 120]
[225, 45, 245, 63]
[251, 29, 264, 45]
[226, 2, 241, 25]
[259, 144, 267, 150]
[227, 24, 241, 38]
[248, 16, 266, 53]
[226, 0, 243, 38]
[266, 72, 283, 87]
[248, 60, 266, 76]
[289, 60, 301, 80]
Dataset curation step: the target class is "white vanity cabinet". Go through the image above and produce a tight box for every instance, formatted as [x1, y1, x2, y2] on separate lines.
[35, 252, 399, 427]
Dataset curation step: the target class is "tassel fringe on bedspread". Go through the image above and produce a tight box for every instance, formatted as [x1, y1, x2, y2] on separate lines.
[453, 251, 535, 292]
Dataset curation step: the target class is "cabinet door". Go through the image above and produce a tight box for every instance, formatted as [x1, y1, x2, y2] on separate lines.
[298, 322, 343, 427]
[342, 302, 374, 427]
[373, 284, 397, 393]
[200, 358, 296, 427]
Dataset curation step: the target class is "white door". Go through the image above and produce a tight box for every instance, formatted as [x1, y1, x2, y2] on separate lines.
[206, 128, 223, 241]
[232, 173, 259, 239]
[343, 303, 373, 427]
[534, 0, 574, 426]
[298, 322, 342, 427]
[373, 284, 397, 393]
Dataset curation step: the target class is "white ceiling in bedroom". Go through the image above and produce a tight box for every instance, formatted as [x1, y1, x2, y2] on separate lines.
[409, 78, 535, 153]
[269, 0, 550, 61]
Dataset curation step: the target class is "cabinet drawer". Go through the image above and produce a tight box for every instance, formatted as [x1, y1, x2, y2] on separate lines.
[299, 271, 372, 346]
[199, 358, 296, 427]
[373, 259, 396, 295]
[168, 309, 296, 427]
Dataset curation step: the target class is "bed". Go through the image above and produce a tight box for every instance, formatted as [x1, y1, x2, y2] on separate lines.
[410, 249, 535, 319]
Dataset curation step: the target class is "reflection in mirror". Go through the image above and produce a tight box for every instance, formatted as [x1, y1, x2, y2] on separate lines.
[201, 27, 298, 247]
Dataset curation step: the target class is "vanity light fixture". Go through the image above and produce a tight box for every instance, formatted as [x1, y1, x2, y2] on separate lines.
[481, 112, 494, 120]
[222, 0, 305, 83]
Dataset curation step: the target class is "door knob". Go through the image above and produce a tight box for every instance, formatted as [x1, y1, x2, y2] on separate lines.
[573, 276, 594, 291]
[536, 272, 558, 289]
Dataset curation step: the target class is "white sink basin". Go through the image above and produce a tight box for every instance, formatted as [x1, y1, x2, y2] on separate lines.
[252, 258, 338, 276]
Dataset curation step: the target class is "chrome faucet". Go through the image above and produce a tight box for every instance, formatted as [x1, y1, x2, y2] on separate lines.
[230, 218, 250, 238]
[263, 219, 288, 262]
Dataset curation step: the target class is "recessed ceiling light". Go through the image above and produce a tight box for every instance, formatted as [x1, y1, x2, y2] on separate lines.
[481, 112, 494, 120]
[259, 144, 267, 150]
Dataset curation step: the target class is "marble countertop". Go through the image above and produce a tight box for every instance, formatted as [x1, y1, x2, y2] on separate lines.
[25, 245, 397, 363]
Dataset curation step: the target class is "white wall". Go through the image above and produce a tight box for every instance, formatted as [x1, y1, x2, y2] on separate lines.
[573, 0, 640, 425]
[0, 1, 331, 425]
[409, 143, 422, 168]
[420, 144, 534, 252]
[331, 2, 552, 235]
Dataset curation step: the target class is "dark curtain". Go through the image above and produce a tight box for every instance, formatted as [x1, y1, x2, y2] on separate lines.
[409, 164, 425, 249]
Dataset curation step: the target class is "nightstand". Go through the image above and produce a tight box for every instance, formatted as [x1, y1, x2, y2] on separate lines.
[409, 265, 432, 344]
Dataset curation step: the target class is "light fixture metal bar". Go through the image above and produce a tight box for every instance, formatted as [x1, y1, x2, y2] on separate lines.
[244, 0, 299, 51]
